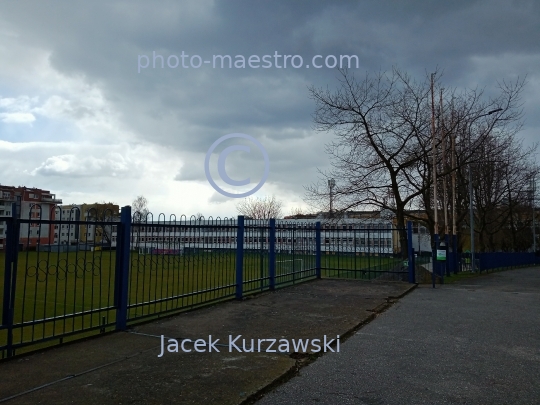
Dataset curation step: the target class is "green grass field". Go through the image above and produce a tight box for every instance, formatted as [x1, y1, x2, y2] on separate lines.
[0, 249, 403, 356]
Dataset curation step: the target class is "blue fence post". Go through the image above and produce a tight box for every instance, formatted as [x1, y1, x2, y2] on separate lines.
[316, 222, 321, 278]
[236, 216, 244, 299]
[115, 205, 131, 331]
[440, 234, 445, 285]
[407, 221, 415, 283]
[478, 253, 484, 273]
[452, 234, 458, 274]
[432, 233, 439, 288]
[269, 218, 276, 290]
[3, 203, 18, 357]
[445, 234, 450, 277]
[2, 205, 14, 329]
[368, 227, 371, 277]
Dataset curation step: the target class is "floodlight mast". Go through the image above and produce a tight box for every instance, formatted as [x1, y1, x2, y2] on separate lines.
[531, 179, 537, 252]
[328, 179, 336, 215]
[468, 108, 502, 271]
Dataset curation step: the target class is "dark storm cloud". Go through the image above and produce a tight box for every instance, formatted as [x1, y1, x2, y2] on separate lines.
[1, 0, 539, 206]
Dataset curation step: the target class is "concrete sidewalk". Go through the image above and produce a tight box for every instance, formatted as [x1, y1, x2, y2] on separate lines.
[0, 278, 414, 405]
[257, 267, 540, 405]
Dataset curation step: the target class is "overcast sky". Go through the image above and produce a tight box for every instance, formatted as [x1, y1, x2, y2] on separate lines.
[0, 0, 538, 218]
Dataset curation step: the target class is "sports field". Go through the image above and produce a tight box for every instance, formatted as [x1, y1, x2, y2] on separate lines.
[0, 249, 404, 355]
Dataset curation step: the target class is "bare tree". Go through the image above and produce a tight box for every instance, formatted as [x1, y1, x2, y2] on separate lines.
[132, 195, 149, 222]
[236, 195, 283, 219]
[85, 202, 119, 245]
[417, 78, 532, 252]
[306, 67, 436, 253]
[305, 67, 528, 255]
[472, 135, 538, 251]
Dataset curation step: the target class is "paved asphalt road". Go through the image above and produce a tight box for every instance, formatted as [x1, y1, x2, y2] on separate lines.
[257, 268, 540, 405]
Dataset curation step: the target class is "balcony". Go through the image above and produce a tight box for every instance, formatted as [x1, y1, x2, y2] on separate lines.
[0, 195, 14, 201]
[42, 197, 63, 203]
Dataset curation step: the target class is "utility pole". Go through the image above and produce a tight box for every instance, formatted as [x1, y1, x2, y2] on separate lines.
[532, 179, 537, 252]
[431, 73, 439, 286]
[431, 74, 438, 236]
[450, 101, 458, 275]
[441, 89, 448, 236]
[451, 100, 457, 237]
[468, 108, 502, 271]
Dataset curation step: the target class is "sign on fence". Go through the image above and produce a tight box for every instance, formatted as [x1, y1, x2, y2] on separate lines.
[436, 249, 446, 261]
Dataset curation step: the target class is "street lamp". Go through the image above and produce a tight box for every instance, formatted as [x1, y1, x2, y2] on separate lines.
[328, 179, 336, 215]
[530, 179, 537, 252]
[468, 108, 502, 272]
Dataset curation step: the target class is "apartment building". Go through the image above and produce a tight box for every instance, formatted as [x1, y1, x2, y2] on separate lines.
[0, 185, 62, 249]
[53, 203, 120, 246]
[0, 187, 14, 249]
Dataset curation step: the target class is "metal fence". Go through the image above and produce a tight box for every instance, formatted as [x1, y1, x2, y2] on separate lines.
[0, 204, 409, 358]
[1, 204, 119, 359]
[414, 231, 539, 285]
[473, 252, 538, 272]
